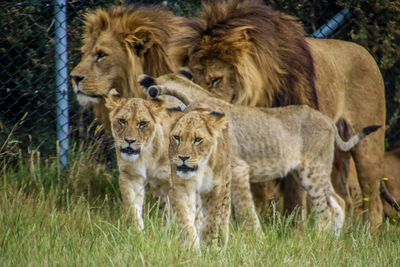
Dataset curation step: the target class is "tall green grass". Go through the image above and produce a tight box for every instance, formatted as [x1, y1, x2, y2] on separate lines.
[1, 140, 399, 266]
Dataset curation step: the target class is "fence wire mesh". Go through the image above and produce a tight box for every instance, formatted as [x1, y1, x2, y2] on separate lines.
[2, 0, 395, 168]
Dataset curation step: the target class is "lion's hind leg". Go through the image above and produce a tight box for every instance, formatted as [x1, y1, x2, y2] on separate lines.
[297, 162, 345, 234]
[328, 190, 346, 235]
[351, 130, 385, 228]
[231, 157, 261, 231]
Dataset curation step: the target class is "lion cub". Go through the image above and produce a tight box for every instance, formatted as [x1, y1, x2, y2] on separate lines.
[105, 89, 179, 230]
[168, 104, 231, 248]
[139, 72, 381, 234]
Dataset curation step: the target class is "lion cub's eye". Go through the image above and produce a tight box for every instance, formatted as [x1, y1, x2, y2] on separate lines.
[173, 135, 180, 143]
[194, 137, 203, 145]
[118, 118, 127, 126]
[211, 77, 222, 88]
[138, 121, 148, 129]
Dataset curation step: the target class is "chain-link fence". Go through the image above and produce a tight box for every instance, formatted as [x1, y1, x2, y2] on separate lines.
[1, 0, 397, 168]
[0, 0, 200, 168]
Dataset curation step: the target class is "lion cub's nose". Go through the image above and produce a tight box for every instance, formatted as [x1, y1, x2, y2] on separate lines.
[125, 138, 136, 144]
[179, 156, 189, 162]
[71, 75, 84, 85]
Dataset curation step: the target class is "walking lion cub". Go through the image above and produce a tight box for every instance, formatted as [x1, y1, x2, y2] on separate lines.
[139, 71, 381, 234]
[105, 89, 180, 230]
[169, 104, 231, 248]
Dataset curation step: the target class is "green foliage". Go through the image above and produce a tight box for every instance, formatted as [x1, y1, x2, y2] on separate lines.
[337, 0, 400, 145]
[267, 0, 400, 146]
[167, 0, 201, 17]
[1, 134, 120, 205]
[1, 174, 400, 265]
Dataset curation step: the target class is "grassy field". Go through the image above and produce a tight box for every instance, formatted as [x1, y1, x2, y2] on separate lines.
[1, 145, 400, 266]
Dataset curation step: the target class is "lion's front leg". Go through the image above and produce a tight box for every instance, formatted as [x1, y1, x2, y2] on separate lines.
[149, 179, 171, 221]
[119, 172, 146, 230]
[169, 183, 199, 248]
[231, 157, 261, 231]
[201, 180, 231, 248]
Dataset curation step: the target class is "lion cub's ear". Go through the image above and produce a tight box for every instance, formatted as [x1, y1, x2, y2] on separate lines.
[124, 29, 154, 57]
[205, 111, 227, 134]
[138, 74, 156, 89]
[105, 89, 125, 110]
[147, 98, 167, 115]
[166, 106, 184, 122]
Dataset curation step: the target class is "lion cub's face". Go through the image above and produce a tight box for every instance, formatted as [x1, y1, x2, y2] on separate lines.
[106, 90, 165, 162]
[169, 109, 226, 179]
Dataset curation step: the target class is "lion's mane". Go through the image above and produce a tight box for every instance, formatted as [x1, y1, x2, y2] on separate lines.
[171, 0, 318, 108]
[75, 5, 180, 130]
[83, 5, 177, 78]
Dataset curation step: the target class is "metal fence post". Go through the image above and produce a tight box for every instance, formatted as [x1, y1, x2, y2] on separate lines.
[311, 8, 352, 38]
[54, 0, 69, 167]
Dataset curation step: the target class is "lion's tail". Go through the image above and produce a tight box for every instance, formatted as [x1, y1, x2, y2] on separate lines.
[332, 121, 381, 152]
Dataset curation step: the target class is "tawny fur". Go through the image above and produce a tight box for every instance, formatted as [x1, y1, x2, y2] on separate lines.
[170, 0, 386, 227]
[168, 106, 231, 248]
[105, 89, 179, 230]
[346, 142, 400, 221]
[381, 142, 400, 219]
[71, 5, 184, 131]
[140, 73, 380, 233]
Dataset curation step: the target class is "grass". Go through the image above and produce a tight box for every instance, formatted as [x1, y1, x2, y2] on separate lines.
[1, 140, 400, 266]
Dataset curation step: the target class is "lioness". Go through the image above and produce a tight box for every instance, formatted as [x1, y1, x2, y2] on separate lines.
[105, 89, 180, 229]
[139, 72, 381, 233]
[168, 104, 231, 248]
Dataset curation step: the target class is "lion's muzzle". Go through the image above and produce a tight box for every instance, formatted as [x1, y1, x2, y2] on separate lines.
[177, 165, 198, 173]
[120, 146, 141, 161]
[121, 147, 141, 155]
[71, 75, 105, 105]
[176, 159, 198, 178]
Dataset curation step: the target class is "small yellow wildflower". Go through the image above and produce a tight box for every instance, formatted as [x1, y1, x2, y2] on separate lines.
[383, 177, 389, 181]
[363, 197, 369, 202]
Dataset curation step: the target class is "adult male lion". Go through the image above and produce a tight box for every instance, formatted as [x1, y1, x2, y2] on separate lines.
[70, 5, 182, 131]
[170, 0, 386, 227]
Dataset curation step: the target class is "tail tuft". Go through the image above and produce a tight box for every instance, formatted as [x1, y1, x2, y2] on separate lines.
[139, 75, 155, 88]
[147, 86, 159, 98]
[363, 125, 382, 135]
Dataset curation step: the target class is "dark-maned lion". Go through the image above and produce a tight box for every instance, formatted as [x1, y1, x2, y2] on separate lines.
[170, 0, 386, 227]
[70, 5, 183, 131]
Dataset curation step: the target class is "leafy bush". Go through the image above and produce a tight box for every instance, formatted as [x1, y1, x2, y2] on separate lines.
[268, 0, 400, 146]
